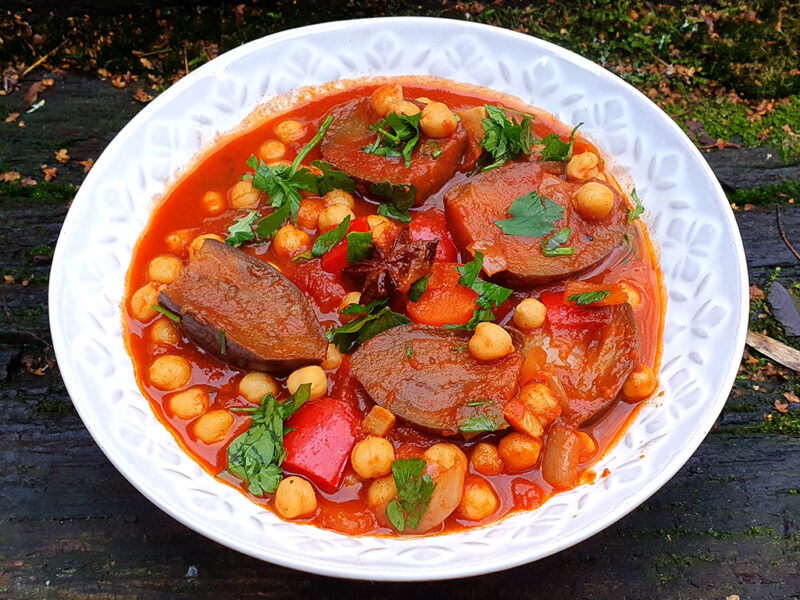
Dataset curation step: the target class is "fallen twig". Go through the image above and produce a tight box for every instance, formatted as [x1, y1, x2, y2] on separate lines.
[746, 331, 800, 371]
[776, 206, 800, 261]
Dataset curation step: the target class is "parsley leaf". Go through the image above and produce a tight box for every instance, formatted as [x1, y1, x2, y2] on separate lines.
[494, 191, 565, 238]
[218, 329, 227, 355]
[460, 415, 504, 434]
[312, 215, 351, 258]
[226, 383, 311, 496]
[541, 226, 575, 257]
[481, 105, 535, 170]
[151, 305, 180, 322]
[346, 231, 373, 263]
[254, 203, 291, 240]
[407, 274, 430, 302]
[225, 210, 260, 247]
[371, 182, 416, 224]
[628, 188, 644, 223]
[568, 290, 611, 305]
[362, 112, 422, 168]
[453, 251, 513, 330]
[539, 123, 582, 162]
[327, 299, 411, 353]
[386, 458, 436, 532]
[310, 160, 356, 195]
[405, 343, 414, 359]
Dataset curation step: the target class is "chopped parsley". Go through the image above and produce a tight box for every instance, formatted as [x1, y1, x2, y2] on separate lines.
[254, 203, 291, 240]
[451, 344, 468, 352]
[628, 188, 644, 223]
[362, 112, 422, 168]
[452, 251, 513, 330]
[539, 123, 582, 162]
[226, 383, 311, 496]
[218, 329, 227, 355]
[371, 182, 416, 224]
[312, 215, 351, 258]
[541, 226, 574, 257]
[460, 415, 504, 434]
[568, 290, 611, 305]
[225, 210, 260, 247]
[481, 105, 535, 170]
[494, 190, 565, 238]
[386, 458, 436, 532]
[407, 274, 430, 302]
[463, 398, 495, 407]
[405, 343, 414, 359]
[327, 299, 412, 353]
[345, 231, 373, 263]
[151, 305, 180, 322]
[311, 160, 356, 195]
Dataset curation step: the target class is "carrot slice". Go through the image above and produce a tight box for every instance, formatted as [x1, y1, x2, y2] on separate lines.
[406, 263, 478, 326]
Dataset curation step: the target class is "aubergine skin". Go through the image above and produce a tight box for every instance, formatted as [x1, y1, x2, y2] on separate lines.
[159, 239, 327, 372]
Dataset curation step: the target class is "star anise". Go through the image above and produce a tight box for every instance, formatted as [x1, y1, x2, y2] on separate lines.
[343, 226, 438, 305]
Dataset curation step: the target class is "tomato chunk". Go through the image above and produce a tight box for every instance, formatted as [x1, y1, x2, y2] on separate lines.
[409, 211, 458, 263]
[540, 291, 613, 330]
[406, 262, 478, 326]
[283, 397, 360, 493]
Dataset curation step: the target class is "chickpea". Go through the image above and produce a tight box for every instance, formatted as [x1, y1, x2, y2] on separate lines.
[519, 382, 562, 427]
[323, 189, 356, 210]
[362, 405, 396, 437]
[273, 224, 310, 259]
[130, 282, 160, 321]
[297, 198, 323, 230]
[229, 179, 260, 209]
[566, 151, 600, 181]
[420, 102, 458, 138]
[424, 443, 467, 472]
[468, 322, 514, 362]
[258, 139, 286, 163]
[147, 255, 181, 285]
[167, 387, 209, 420]
[150, 318, 180, 345]
[620, 282, 642, 308]
[318, 204, 355, 232]
[367, 475, 398, 510]
[458, 476, 499, 521]
[287, 365, 327, 401]
[274, 476, 318, 519]
[268, 159, 293, 168]
[164, 229, 193, 256]
[238, 372, 279, 403]
[366, 214, 395, 247]
[370, 84, 403, 118]
[351, 436, 395, 479]
[148, 355, 192, 391]
[578, 431, 597, 462]
[339, 291, 362, 313]
[202, 190, 226, 215]
[513, 298, 546, 330]
[321, 343, 343, 370]
[622, 364, 658, 401]
[192, 410, 233, 444]
[189, 234, 224, 258]
[498, 432, 542, 472]
[274, 120, 306, 144]
[574, 182, 614, 220]
[389, 100, 421, 116]
[470, 442, 503, 476]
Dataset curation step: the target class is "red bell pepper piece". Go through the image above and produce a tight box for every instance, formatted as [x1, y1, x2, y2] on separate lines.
[320, 216, 371, 274]
[282, 397, 360, 493]
[408, 210, 458, 263]
[539, 291, 613, 330]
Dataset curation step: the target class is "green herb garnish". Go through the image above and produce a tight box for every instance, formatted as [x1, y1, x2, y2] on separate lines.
[494, 190, 565, 238]
[568, 290, 611, 305]
[254, 203, 291, 240]
[451, 251, 513, 330]
[628, 188, 644, 223]
[310, 160, 356, 195]
[151, 305, 180, 322]
[362, 112, 422, 168]
[407, 274, 430, 302]
[460, 415, 503, 434]
[451, 344, 468, 352]
[464, 398, 495, 407]
[541, 226, 574, 257]
[371, 182, 416, 224]
[327, 299, 412, 353]
[312, 215, 351, 258]
[386, 458, 436, 532]
[346, 231, 373, 263]
[225, 210, 260, 247]
[405, 343, 414, 359]
[539, 123, 582, 162]
[218, 329, 227, 355]
[481, 105, 535, 170]
[226, 383, 311, 496]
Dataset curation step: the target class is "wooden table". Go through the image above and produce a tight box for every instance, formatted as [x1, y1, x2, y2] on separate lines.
[1, 70, 799, 599]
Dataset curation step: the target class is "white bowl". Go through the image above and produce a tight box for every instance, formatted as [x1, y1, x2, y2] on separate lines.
[49, 17, 748, 581]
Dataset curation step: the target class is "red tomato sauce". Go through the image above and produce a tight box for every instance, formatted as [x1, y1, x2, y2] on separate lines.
[123, 82, 664, 536]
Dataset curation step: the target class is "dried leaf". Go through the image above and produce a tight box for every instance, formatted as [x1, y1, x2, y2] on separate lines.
[749, 285, 765, 301]
[4, 112, 19, 123]
[1, 171, 21, 183]
[785, 391, 799, 404]
[40, 164, 57, 182]
[746, 331, 800, 372]
[20, 176, 37, 187]
[23, 79, 52, 107]
[79, 158, 94, 173]
[55, 148, 70, 164]
[768, 282, 800, 336]
[775, 400, 788, 413]
[133, 88, 152, 103]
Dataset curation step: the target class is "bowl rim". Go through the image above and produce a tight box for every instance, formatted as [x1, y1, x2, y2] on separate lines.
[49, 15, 749, 581]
